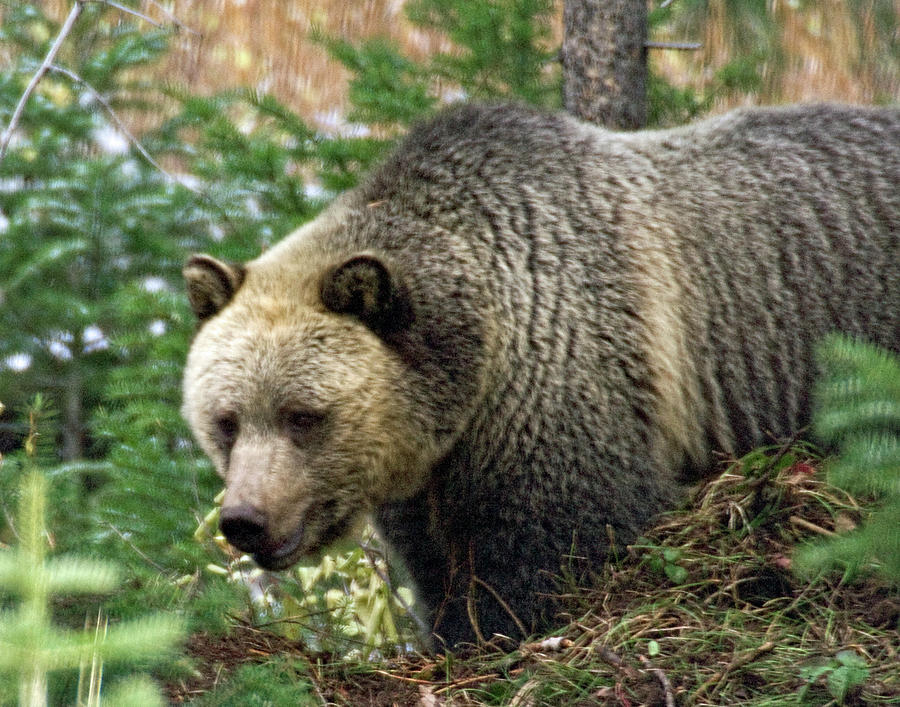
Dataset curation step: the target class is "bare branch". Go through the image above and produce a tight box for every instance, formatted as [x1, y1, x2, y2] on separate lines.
[84, 0, 201, 34]
[0, 0, 201, 193]
[140, 0, 201, 35]
[645, 40, 703, 50]
[639, 655, 676, 707]
[84, 0, 167, 28]
[0, 1, 85, 163]
[47, 63, 200, 194]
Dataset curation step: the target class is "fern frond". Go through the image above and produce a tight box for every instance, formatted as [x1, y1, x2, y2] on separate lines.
[795, 336, 900, 584]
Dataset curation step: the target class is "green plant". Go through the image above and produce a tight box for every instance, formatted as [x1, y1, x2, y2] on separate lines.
[0, 411, 182, 705]
[794, 335, 900, 583]
[194, 499, 419, 656]
[0, 2, 173, 463]
[799, 649, 870, 705]
[639, 544, 689, 585]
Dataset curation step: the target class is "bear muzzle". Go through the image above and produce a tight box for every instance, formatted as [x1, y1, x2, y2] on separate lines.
[220, 502, 306, 570]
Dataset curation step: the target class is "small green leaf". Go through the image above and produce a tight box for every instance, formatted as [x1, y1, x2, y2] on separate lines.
[798, 663, 832, 683]
[664, 564, 688, 584]
[662, 548, 682, 563]
[827, 664, 860, 702]
[835, 650, 866, 669]
[648, 640, 660, 657]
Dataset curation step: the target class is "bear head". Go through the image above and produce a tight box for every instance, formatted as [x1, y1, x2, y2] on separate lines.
[180, 219, 472, 571]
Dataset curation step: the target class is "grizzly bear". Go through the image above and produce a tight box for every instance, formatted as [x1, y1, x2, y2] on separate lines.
[182, 103, 899, 647]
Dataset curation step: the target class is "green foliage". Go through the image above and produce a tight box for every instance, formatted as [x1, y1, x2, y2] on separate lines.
[404, 0, 560, 106]
[799, 649, 870, 705]
[4, 3, 896, 701]
[0, 3, 225, 577]
[192, 660, 312, 706]
[0, 3, 175, 438]
[316, 35, 437, 128]
[646, 72, 708, 127]
[303, 0, 562, 195]
[641, 545, 689, 585]
[2, 2, 332, 578]
[0, 463, 182, 705]
[151, 87, 321, 242]
[320, 0, 560, 125]
[794, 336, 900, 583]
[195, 501, 419, 656]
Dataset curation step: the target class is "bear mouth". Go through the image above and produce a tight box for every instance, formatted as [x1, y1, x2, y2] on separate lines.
[252, 503, 355, 571]
[253, 524, 306, 571]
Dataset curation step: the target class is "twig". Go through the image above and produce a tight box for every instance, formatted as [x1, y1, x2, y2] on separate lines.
[466, 582, 487, 645]
[0, 0, 201, 196]
[433, 673, 500, 694]
[82, 0, 199, 35]
[370, 670, 435, 686]
[135, 0, 201, 35]
[639, 655, 676, 707]
[472, 575, 529, 639]
[0, 0, 85, 163]
[694, 640, 776, 699]
[594, 643, 641, 679]
[102, 521, 171, 574]
[85, 0, 166, 28]
[645, 41, 703, 50]
[47, 63, 200, 194]
[789, 515, 837, 537]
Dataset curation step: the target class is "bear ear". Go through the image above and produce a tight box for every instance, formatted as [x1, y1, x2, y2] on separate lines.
[183, 254, 246, 321]
[320, 254, 412, 335]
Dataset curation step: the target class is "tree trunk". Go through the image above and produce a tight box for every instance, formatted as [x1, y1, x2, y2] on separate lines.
[61, 364, 83, 461]
[561, 0, 648, 130]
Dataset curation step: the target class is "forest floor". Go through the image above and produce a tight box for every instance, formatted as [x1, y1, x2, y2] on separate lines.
[166, 446, 900, 706]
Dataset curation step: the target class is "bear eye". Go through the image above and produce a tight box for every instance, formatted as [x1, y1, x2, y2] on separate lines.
[214, 413, 239, 450]
[281, 408, 325, 446]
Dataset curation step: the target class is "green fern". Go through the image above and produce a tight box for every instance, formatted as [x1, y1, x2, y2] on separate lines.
[794, 335, 900, 583]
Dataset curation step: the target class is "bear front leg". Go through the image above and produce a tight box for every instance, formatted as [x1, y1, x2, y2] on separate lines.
[379, 493, 567, 648]
[376, 496, 457, 646]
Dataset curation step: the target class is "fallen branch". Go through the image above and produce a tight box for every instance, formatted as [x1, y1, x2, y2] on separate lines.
[790, 515, 837, 537]
[594, 643, 641, 680]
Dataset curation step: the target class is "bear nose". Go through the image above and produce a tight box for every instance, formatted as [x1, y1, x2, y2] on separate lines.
[220, 503, 268, 554]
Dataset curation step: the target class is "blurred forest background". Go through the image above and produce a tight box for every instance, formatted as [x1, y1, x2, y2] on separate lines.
[0, 0, 898, 704]
[15, 0, 900, 129]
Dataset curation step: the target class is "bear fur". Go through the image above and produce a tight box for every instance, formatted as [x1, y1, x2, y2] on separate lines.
[182, 102, 899, 647]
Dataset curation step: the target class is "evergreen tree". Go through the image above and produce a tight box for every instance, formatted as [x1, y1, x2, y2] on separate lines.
[0, 3, 206, 554]
[0, 3, 175, 464]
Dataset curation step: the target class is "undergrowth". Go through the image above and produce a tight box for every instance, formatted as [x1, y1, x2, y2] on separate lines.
[168, 445, 899, 705]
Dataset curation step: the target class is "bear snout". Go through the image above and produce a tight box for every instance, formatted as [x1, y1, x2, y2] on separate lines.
[220, 502, 269, 554]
